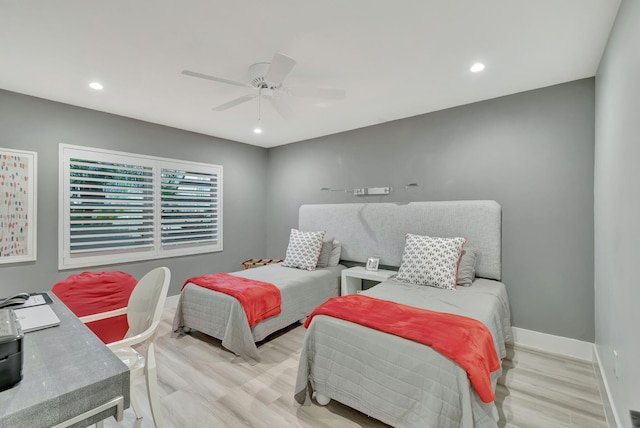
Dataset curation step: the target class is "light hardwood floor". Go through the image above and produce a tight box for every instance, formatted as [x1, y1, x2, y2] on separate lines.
[104, 306, 608, 428]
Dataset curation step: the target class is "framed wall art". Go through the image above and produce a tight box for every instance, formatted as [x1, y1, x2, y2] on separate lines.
[0, 148, 37, 264]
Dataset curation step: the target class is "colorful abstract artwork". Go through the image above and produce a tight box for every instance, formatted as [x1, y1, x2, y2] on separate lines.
[0, 148, 37, 264]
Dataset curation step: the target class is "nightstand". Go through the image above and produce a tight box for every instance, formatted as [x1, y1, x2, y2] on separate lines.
[341, 266, 397, 295]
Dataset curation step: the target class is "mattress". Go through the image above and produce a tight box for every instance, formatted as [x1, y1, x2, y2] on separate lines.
[172, 263, 344, 363]
[295, 278, 512, 428]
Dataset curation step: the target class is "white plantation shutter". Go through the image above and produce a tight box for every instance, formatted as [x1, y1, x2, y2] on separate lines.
[160, 166, 220, 249]
[68, 158, 155, 254]
[60, 145, 222, 269]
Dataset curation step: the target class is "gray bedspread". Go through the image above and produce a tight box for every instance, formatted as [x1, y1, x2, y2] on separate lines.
[294, 278, 512, 428]
[172, 263, 344, 363]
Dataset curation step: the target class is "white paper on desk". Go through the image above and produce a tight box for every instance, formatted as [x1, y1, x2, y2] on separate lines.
[13, 305, 61, 333]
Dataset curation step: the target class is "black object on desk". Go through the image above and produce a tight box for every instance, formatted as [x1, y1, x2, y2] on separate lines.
[0, 309, 24, 391]
[0, 293, 30, 308]
[0, 292, 53, 309]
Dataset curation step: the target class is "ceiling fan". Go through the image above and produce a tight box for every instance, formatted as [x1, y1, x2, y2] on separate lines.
[181, 53, 346, 120]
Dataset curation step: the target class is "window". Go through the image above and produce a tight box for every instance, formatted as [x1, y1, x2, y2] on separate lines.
[59, 144, 222, 269]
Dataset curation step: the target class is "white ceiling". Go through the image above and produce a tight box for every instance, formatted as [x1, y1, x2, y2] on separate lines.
[0, 1, 620, 148]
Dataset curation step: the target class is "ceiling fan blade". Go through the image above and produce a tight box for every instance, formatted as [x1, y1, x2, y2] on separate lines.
[213, 94, 256, 111]
[267, 96, 295, 120]
[287, 86, 346, 100]
[265, 53, 296, 85]
[182, 70, 251, 88]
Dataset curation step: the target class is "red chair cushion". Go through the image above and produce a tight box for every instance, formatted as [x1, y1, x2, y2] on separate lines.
[52, 271, 137, 344]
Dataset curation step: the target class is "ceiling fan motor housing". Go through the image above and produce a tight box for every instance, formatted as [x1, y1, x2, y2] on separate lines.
[249, 62, 280, 90]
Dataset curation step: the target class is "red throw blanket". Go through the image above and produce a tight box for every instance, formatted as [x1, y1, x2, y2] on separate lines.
[183, 273, 281, 327]
[305, 294, 500, 403]
[52, 271, 137, 344]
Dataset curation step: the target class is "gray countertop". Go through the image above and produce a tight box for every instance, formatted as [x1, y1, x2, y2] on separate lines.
[0, 293, 130, 428]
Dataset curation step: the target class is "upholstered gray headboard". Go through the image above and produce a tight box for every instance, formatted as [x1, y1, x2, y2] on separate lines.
[299, 200, 502, 281]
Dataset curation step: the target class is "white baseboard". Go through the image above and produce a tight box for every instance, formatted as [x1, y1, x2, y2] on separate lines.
[511, 327, 594, 361]
[511, 328, 619, 428]
[593, 346, 621, 428]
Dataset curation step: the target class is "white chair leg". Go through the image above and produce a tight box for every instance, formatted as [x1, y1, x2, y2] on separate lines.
[96, 421, 104, 428]
[130, 387, 144, 425]
[145, 342, 164, 428]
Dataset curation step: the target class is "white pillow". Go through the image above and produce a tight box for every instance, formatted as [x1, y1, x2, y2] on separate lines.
[281, 229, 325, 271]
[396, 234, 466, 289]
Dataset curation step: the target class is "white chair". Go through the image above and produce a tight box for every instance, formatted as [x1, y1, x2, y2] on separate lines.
[80, 267, 171, 428]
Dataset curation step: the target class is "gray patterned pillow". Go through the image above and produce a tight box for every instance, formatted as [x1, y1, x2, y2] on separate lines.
[282, 229, 325, 271]
[396, 234, 466, 289]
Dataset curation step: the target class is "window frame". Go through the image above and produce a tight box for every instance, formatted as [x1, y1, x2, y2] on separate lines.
[58, 144, 223, 270]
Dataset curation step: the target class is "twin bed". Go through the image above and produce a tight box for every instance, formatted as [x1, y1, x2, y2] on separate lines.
[173, 200, 512, 427]
[172, 263, 343, 363]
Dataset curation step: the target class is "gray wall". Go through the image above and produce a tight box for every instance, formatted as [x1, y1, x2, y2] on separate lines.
[266, 79, 595, 342]
[0, 89, 268, 297]
[595, 0, 640, 426]
[0, 75, 599, 344]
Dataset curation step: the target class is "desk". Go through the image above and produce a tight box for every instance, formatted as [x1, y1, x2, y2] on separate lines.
[0, 293, 130, 428]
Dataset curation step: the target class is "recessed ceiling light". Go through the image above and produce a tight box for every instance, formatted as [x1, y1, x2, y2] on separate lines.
[89, 82, 104, 90]
[470, 63, 485, 73]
